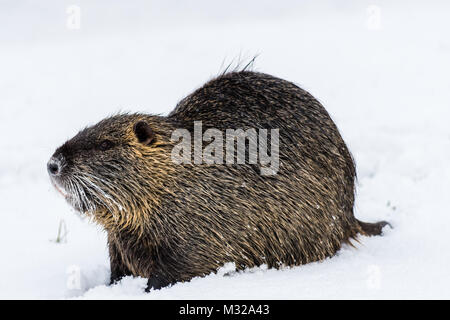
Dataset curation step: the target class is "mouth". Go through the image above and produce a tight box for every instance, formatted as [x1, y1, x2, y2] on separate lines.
[50, 177, 87, 213]
[51, 179, 69, 199]
[49, 168, 121, 216]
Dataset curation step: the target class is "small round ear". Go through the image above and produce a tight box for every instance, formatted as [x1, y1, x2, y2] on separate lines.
[133, 121, 155, 145]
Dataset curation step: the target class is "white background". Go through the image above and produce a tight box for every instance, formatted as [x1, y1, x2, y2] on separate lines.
[0, 0, 449, 299]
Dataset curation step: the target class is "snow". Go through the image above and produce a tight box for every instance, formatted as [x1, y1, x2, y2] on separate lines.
[1, 0, 449, 299]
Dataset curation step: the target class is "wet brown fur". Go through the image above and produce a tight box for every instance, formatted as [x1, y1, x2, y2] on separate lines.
[49, 71, 388, 289]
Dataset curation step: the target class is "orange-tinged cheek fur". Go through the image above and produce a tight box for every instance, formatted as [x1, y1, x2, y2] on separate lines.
[88, 124, 177, 237]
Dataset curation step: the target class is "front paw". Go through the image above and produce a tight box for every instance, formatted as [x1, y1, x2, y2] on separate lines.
[145, 275, 170, 291]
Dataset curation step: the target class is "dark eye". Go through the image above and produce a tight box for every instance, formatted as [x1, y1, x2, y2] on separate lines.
[99, 140, 114, 151]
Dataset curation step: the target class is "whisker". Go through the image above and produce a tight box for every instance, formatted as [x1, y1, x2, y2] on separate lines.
[76, 174, 122, 217]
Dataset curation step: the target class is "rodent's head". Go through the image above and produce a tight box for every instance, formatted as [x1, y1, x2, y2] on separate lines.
[48, 113, 175, 231]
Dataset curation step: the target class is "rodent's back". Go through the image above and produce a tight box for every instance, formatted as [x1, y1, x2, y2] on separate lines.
[159, 71, 360, 278]
[170, 72, 354, 175]
[170, 71, 356, 215]
[170, 71, 322, 129]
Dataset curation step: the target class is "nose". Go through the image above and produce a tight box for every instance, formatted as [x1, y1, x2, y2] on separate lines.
[47, 158, 61, 176]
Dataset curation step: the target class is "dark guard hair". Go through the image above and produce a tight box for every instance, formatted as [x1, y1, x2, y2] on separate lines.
[48, 71, 389, 290]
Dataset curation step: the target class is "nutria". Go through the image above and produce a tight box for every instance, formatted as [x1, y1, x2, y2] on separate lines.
[48, 71, 388, 290]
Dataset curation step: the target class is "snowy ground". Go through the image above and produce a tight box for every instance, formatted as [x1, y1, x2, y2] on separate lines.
[0, 1, 449, 299]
